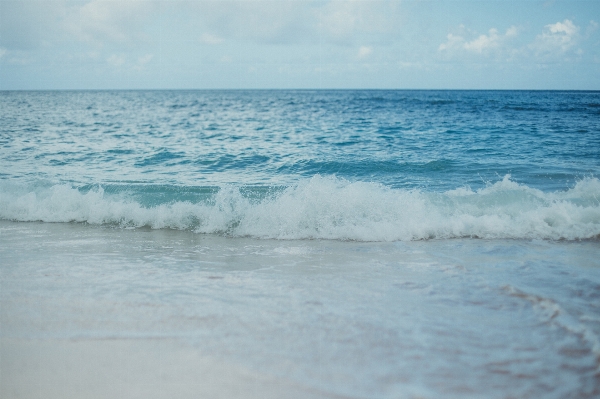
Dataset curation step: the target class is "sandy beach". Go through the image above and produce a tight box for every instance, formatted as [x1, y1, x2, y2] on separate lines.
[1, 338, 337, 399]
[2, 221, 599, 398]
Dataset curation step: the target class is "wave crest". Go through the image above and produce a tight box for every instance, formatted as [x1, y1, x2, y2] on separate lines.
[1, 176, 599, 241]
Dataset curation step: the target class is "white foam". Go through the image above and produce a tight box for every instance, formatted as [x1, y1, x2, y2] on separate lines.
[1, 175, 599, 241]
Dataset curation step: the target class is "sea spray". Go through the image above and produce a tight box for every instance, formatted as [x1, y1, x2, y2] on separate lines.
[2, 175, 599, 241]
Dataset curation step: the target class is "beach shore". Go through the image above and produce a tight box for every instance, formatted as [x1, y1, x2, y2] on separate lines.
[2, 221, 599, 398]
[1, 338, 334, 399]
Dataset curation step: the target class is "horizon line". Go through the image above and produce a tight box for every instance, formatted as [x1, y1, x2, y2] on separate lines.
[2, 88, 599, 92]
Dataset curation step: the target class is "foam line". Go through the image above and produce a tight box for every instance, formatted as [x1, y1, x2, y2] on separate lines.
[1, 175, 599, 241]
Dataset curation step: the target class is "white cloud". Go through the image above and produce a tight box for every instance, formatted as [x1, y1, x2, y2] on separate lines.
[317, 0, 402, 44]
[186, 1, 314, 44]
[358, 46, 372, 59]
[438, 34, 464, 52]
[0, 48, 7, 59]
[184, 0, 402, 45]
[0, 1, 402, 55]
[463, 28, 501, 53]
[439, 26, 518, 55]
[0, 1, 157, 50]
[439, 20, 587, 63]
[65, 1, 155, 45]
[530, 19, 580, 57]
[548, 19, 578, 36]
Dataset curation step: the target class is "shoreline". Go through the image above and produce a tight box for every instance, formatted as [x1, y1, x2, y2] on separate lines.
[2, 220, 599, 398]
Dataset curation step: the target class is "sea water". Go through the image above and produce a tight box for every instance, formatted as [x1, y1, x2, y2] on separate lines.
[1, 90, 600, 397]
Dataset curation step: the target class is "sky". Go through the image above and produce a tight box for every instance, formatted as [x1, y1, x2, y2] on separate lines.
[0, 0, 599, 90]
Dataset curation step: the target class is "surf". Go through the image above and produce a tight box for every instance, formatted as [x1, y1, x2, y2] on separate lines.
[1, 175, 599, 241]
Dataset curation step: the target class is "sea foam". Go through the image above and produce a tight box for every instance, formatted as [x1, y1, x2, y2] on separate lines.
[1, 175, 599, 241]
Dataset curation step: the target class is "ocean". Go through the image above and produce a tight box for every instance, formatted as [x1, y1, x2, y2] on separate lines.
[1, 90, 599, 398]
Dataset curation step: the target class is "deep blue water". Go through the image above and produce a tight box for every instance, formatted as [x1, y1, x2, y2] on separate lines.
[2, 90, 599, 189]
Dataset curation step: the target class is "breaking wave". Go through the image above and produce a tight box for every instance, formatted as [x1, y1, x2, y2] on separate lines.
[1, 175, 599, 241]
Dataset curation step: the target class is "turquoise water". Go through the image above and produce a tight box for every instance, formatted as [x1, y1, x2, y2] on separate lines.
[1, 90, 600, 397]
[2, 90, 599, 190]
[1, 90, 599, 240]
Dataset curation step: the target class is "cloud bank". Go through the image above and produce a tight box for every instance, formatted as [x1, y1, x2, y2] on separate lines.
[438, 19, 587, 62]
[0, 1, 598, 89]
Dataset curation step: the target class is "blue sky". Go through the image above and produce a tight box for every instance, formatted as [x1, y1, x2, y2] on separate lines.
[1, 0, 599, 90]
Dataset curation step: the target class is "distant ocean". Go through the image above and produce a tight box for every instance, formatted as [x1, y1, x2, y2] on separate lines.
[1, 90, 600, 398]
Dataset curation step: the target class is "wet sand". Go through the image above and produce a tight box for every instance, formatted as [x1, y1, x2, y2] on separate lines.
[1, 338, 337, 399]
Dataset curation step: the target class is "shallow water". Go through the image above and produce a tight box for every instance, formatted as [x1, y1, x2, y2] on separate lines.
[2, 221, 599, 398]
